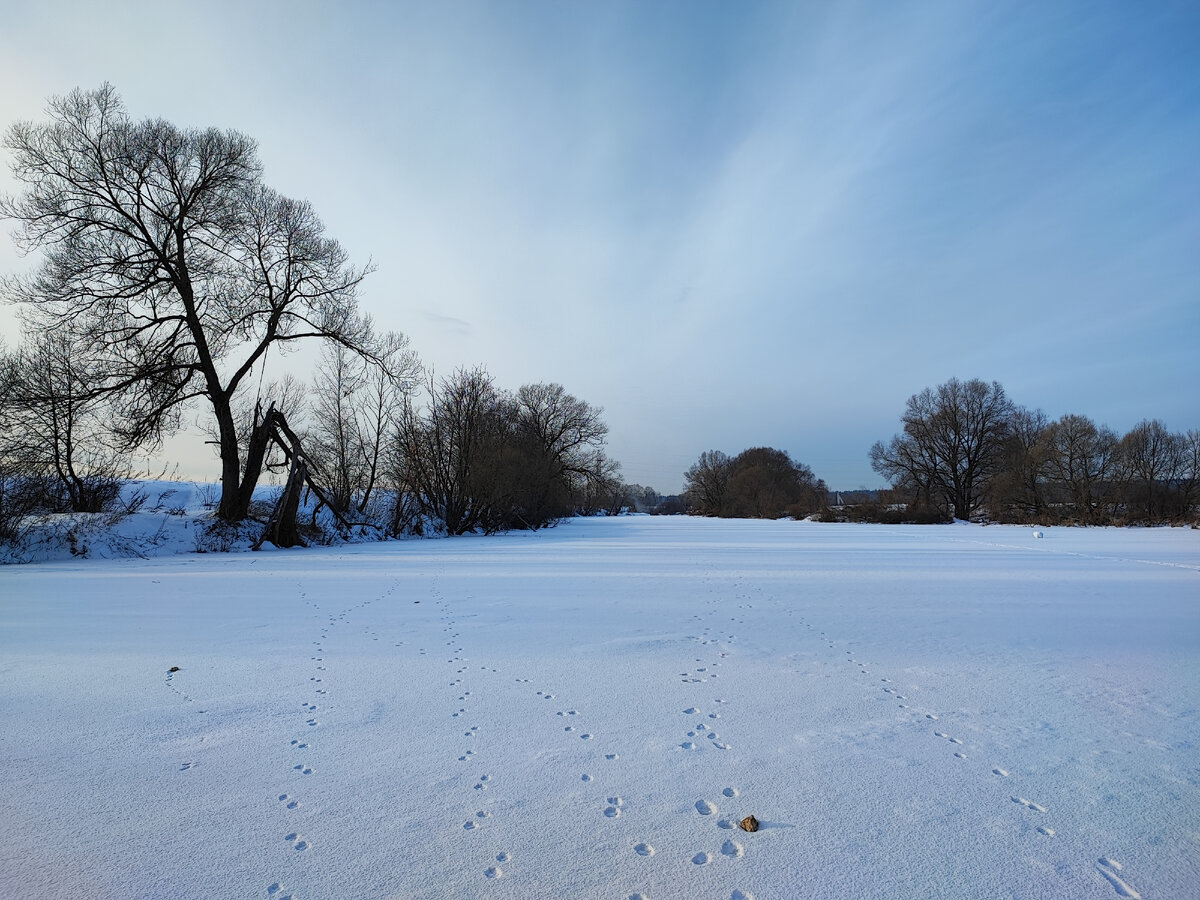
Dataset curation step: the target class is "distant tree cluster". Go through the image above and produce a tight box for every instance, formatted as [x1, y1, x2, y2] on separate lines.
[867, 378, 1199, 524]
[0, 86, 621, 546]
[394, 369, 619, 535]
[682, 447, 827, 519]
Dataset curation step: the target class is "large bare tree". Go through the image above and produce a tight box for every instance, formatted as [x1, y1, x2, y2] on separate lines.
[1, 85, 376, 521]
[872, 378, 1014, 519]
[397, 367, 506, 535]
[1120, 419, 1183, 521]
[1042, 413, 1119, 523]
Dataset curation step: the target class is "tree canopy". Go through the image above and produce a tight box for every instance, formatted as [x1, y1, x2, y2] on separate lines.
[1, 85, 381, 521]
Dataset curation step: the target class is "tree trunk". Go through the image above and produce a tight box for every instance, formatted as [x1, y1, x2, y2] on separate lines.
[260, 456, 306, 548]
[235, 403, 276, 520]
[213, 396, 244, 522]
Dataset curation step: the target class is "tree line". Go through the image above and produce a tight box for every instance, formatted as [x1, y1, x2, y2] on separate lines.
[867, 378, 1199, 524]
[0, 85, 620, 545]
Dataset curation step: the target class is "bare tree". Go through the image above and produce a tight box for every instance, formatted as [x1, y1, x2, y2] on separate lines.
[872, 378, 1014, 519]
[1, 85, 378, 522]
[355, 334, 420, 512]
[508, 382, 611, 525]
[0, 344, 43, 542]
[987, 407, 1051, 522]
[1041, 413, 1119, 523]
[869, 434, 942, 515]
[1120, 419, 1183, 521]
[309, 333, 419, 516]
[0, 331, 128, 512]
[683, 450, 732, 516]
[397, 367, 503, 535]
[1177, 429, 1200, 520]
[574, 457, 627, 517]
[309, 343, 369, 513]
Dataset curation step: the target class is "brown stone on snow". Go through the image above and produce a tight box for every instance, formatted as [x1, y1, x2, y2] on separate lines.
[739, 815, 759, 832]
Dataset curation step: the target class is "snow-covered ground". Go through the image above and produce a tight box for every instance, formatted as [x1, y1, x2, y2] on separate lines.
[1, 516, 1197, 899]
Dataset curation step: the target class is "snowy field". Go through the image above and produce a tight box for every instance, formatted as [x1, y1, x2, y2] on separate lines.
[2, 516, 1198, 900]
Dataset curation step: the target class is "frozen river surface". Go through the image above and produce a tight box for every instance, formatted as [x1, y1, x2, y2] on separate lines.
[2, 517, 1197, 899]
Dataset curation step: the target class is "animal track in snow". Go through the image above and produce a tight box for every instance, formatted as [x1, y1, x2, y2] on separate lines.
[1096, 858, 1141, 898]
[722, 787, 739, 798]
[179, 761, 196, 771]
[692, 851, 711, 865]
[604, 806, 621, 818]
[634, 843, 655, 856]
[993, 768, 1009, 777]
[1011, 796, 1047, 812]
[266, 883, 293, 899]
[284, 833, 310, 851]
[484, 866, 502, 879]
[695, 799, 717, 815]
[721, 839, 745, 858]
[1037, 826, 1055, 836]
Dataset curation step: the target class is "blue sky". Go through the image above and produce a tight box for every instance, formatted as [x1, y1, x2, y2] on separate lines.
[1, 0, 1197, 491]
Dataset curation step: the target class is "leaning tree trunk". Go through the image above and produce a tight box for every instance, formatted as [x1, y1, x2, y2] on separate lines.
[234, 402, 277, 520]
[259, 456, 306, 548]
